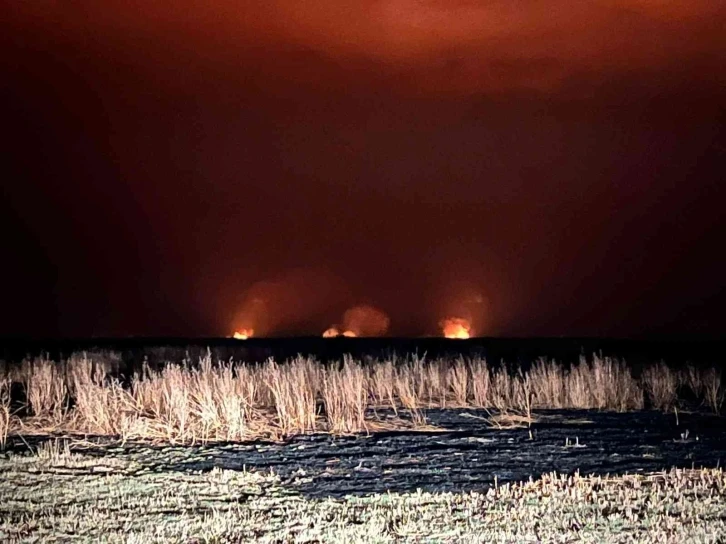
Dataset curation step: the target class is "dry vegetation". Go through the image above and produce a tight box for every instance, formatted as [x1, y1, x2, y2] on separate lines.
[1, 443, 725, 543]
[2, 352, 725, 542]
[1, 378, 10, 449]
[0, 351, 723, 444]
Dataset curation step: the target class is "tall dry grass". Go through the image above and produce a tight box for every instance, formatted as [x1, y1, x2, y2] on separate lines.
[528, 359, 564, 408]
[420, 359, 447, 408]
[566, 356, 643, 411]
[677, 365, 723, 415]
[0, 378, 10, 449]
[264, 357, 319, 435]
[681, 365, 704, 399]
[1, 350, 723, 444]
[368, 361, 397, 411]
[131, 358, 258, 443]
[394, 362, 425, 424]
[642, 362, 678, 411]
[322, 357, 368, 433]
[448, 358, 469, 407]
[469, 357, 490, 408]
[701, 368, 725, 415]
[21, 358, 68, 420]
[358, 356, 428, 426]
[68, 354, 135, 437]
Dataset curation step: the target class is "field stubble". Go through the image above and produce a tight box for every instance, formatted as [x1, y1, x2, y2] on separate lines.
[1, 432, 725, 543]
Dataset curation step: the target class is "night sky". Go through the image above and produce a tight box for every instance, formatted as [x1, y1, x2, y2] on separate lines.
[2, 1, 725, 338]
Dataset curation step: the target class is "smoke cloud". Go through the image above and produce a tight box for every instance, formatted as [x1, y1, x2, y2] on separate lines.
[231, 268, 351, 336]
[323, 304, 392, 337]
[3, 1, 725, 338]
[6, 1, 724, 95]
[342, 304, 391, 337]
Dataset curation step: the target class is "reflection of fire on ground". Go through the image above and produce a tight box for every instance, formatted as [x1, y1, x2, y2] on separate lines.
[322, 327, 356, 338]
[323, 304, 390, 338]
[233, 329, 254, 340]
[440, 318, 472, 339]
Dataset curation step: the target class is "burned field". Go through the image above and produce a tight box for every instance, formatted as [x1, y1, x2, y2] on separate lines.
[167, 409, 726, 498]
[1, 349, 726, 542]
[2, 410, 726, 542]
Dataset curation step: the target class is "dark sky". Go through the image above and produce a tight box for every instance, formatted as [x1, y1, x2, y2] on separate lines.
[2, 1, 725, 338]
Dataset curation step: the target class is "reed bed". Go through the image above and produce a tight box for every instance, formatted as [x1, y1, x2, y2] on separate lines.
[1, 352, 723, 444]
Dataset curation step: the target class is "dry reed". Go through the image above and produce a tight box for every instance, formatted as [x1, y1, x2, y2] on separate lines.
[448, 358, 469, 407]
[701, 367, 724, 415]
[0, 350, 722, 444]
[529, 358, 565, 408]
[322, 357, 368, 433]
[567, 356, 643, 411]
[0, 378, 10, 449]
[469, 357, 490, 408]
[22, 358, 68, 420]
[642, 361, 679, 411]
[264, 357, 319, 435]
[368, 361, 397, 411]
[681, 364, 704, 399]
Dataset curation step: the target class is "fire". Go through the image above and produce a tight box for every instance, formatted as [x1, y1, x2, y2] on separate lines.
[322, 327, 357, 338]
[440, 317, 472, 339]
[233, 329, 254, 340]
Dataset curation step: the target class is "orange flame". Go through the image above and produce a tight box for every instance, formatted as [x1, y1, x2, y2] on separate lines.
[322, 327, 357, 338]
[233, 329, 254, 340]
[440, 317, 472, 339]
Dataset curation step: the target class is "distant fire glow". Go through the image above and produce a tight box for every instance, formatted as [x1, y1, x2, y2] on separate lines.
[440, 318, 472, 339]
[233, 329, 254, 340]
[322, 327, 356, 338]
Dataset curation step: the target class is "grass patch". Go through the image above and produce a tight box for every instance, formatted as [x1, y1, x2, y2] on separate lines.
[1, 352, 723, 445]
